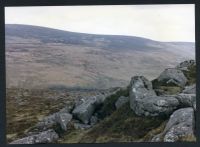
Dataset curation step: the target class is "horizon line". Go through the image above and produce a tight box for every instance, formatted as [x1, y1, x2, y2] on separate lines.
[5, 23, 195, 43]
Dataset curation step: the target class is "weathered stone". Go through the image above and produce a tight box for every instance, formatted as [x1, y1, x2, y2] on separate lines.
[175, 93, 196, 107]
[34, 114, 57, 131]
[10, 129, 59, 144]
[152, 108, 195, 142]
[73, 123, 91, 130]
[72, 96, 97, 124]
[33, 106, 73, 132]
[72, 89, 121, 124]
[115, 96, 129, 109]
[129, 76, 156, 111]
[182, 84, 196, 94]
[129, 76, 179, 116]
[55, 113, 72, 131]
[156, 68, 187, 87]
[134, 96, 179, 117]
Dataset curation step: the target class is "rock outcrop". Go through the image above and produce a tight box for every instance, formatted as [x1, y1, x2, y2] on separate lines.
[10, 60, 196, 144]
[10, 129, 59, 144]
[152, 108, 195, 142]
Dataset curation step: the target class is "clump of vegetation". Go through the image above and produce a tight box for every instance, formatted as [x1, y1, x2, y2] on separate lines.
[140, 121, 167, 141]
[97, 86, 129, 119]
[182, 64, 196, 85]
[152, 79, 182, 95]
[58, 129, 89, 143]
[78, 102, 166, 143]
[179, 134, 196, 142]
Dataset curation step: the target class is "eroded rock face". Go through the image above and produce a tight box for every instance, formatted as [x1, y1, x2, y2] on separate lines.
[156, 68, 187, 87]
[10, 129, 59, 144]
[115, 96, 129, 109]
[152, 108, 195, 142]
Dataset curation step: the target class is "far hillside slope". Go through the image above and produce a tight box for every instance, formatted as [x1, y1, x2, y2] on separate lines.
[5, 24, 195, 89]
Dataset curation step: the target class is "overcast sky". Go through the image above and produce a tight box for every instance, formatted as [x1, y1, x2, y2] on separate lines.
[5, 5, 195, 42]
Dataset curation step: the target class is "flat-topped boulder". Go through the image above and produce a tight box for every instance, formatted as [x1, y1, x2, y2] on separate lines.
[176, 60, 196, 71]
[10, 129, 59, 144]
[152, 108, 195, 142]
[155, 68, 187, 87]
[135, 96, 180, 117]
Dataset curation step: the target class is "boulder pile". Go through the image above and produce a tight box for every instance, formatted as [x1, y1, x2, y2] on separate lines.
[10, 60, 196, 143]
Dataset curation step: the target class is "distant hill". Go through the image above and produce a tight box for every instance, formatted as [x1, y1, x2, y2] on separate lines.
[5, 24, 195, 89]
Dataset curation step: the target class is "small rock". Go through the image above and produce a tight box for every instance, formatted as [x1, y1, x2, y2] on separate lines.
[10, 129, 59, 144]
[55, 113, 72, 131]
[115, 96, 129, 109]
[175, 93, 196, 107]
[90, 115, 98, 126]
[34, 114, 57, 131]
[33, 106, 73, 131]
[73, 123, 91, 130]
[182, 84, 196, 94]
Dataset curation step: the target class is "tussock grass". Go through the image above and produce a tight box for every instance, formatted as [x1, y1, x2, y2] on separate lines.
[78, 103, 166, 143]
